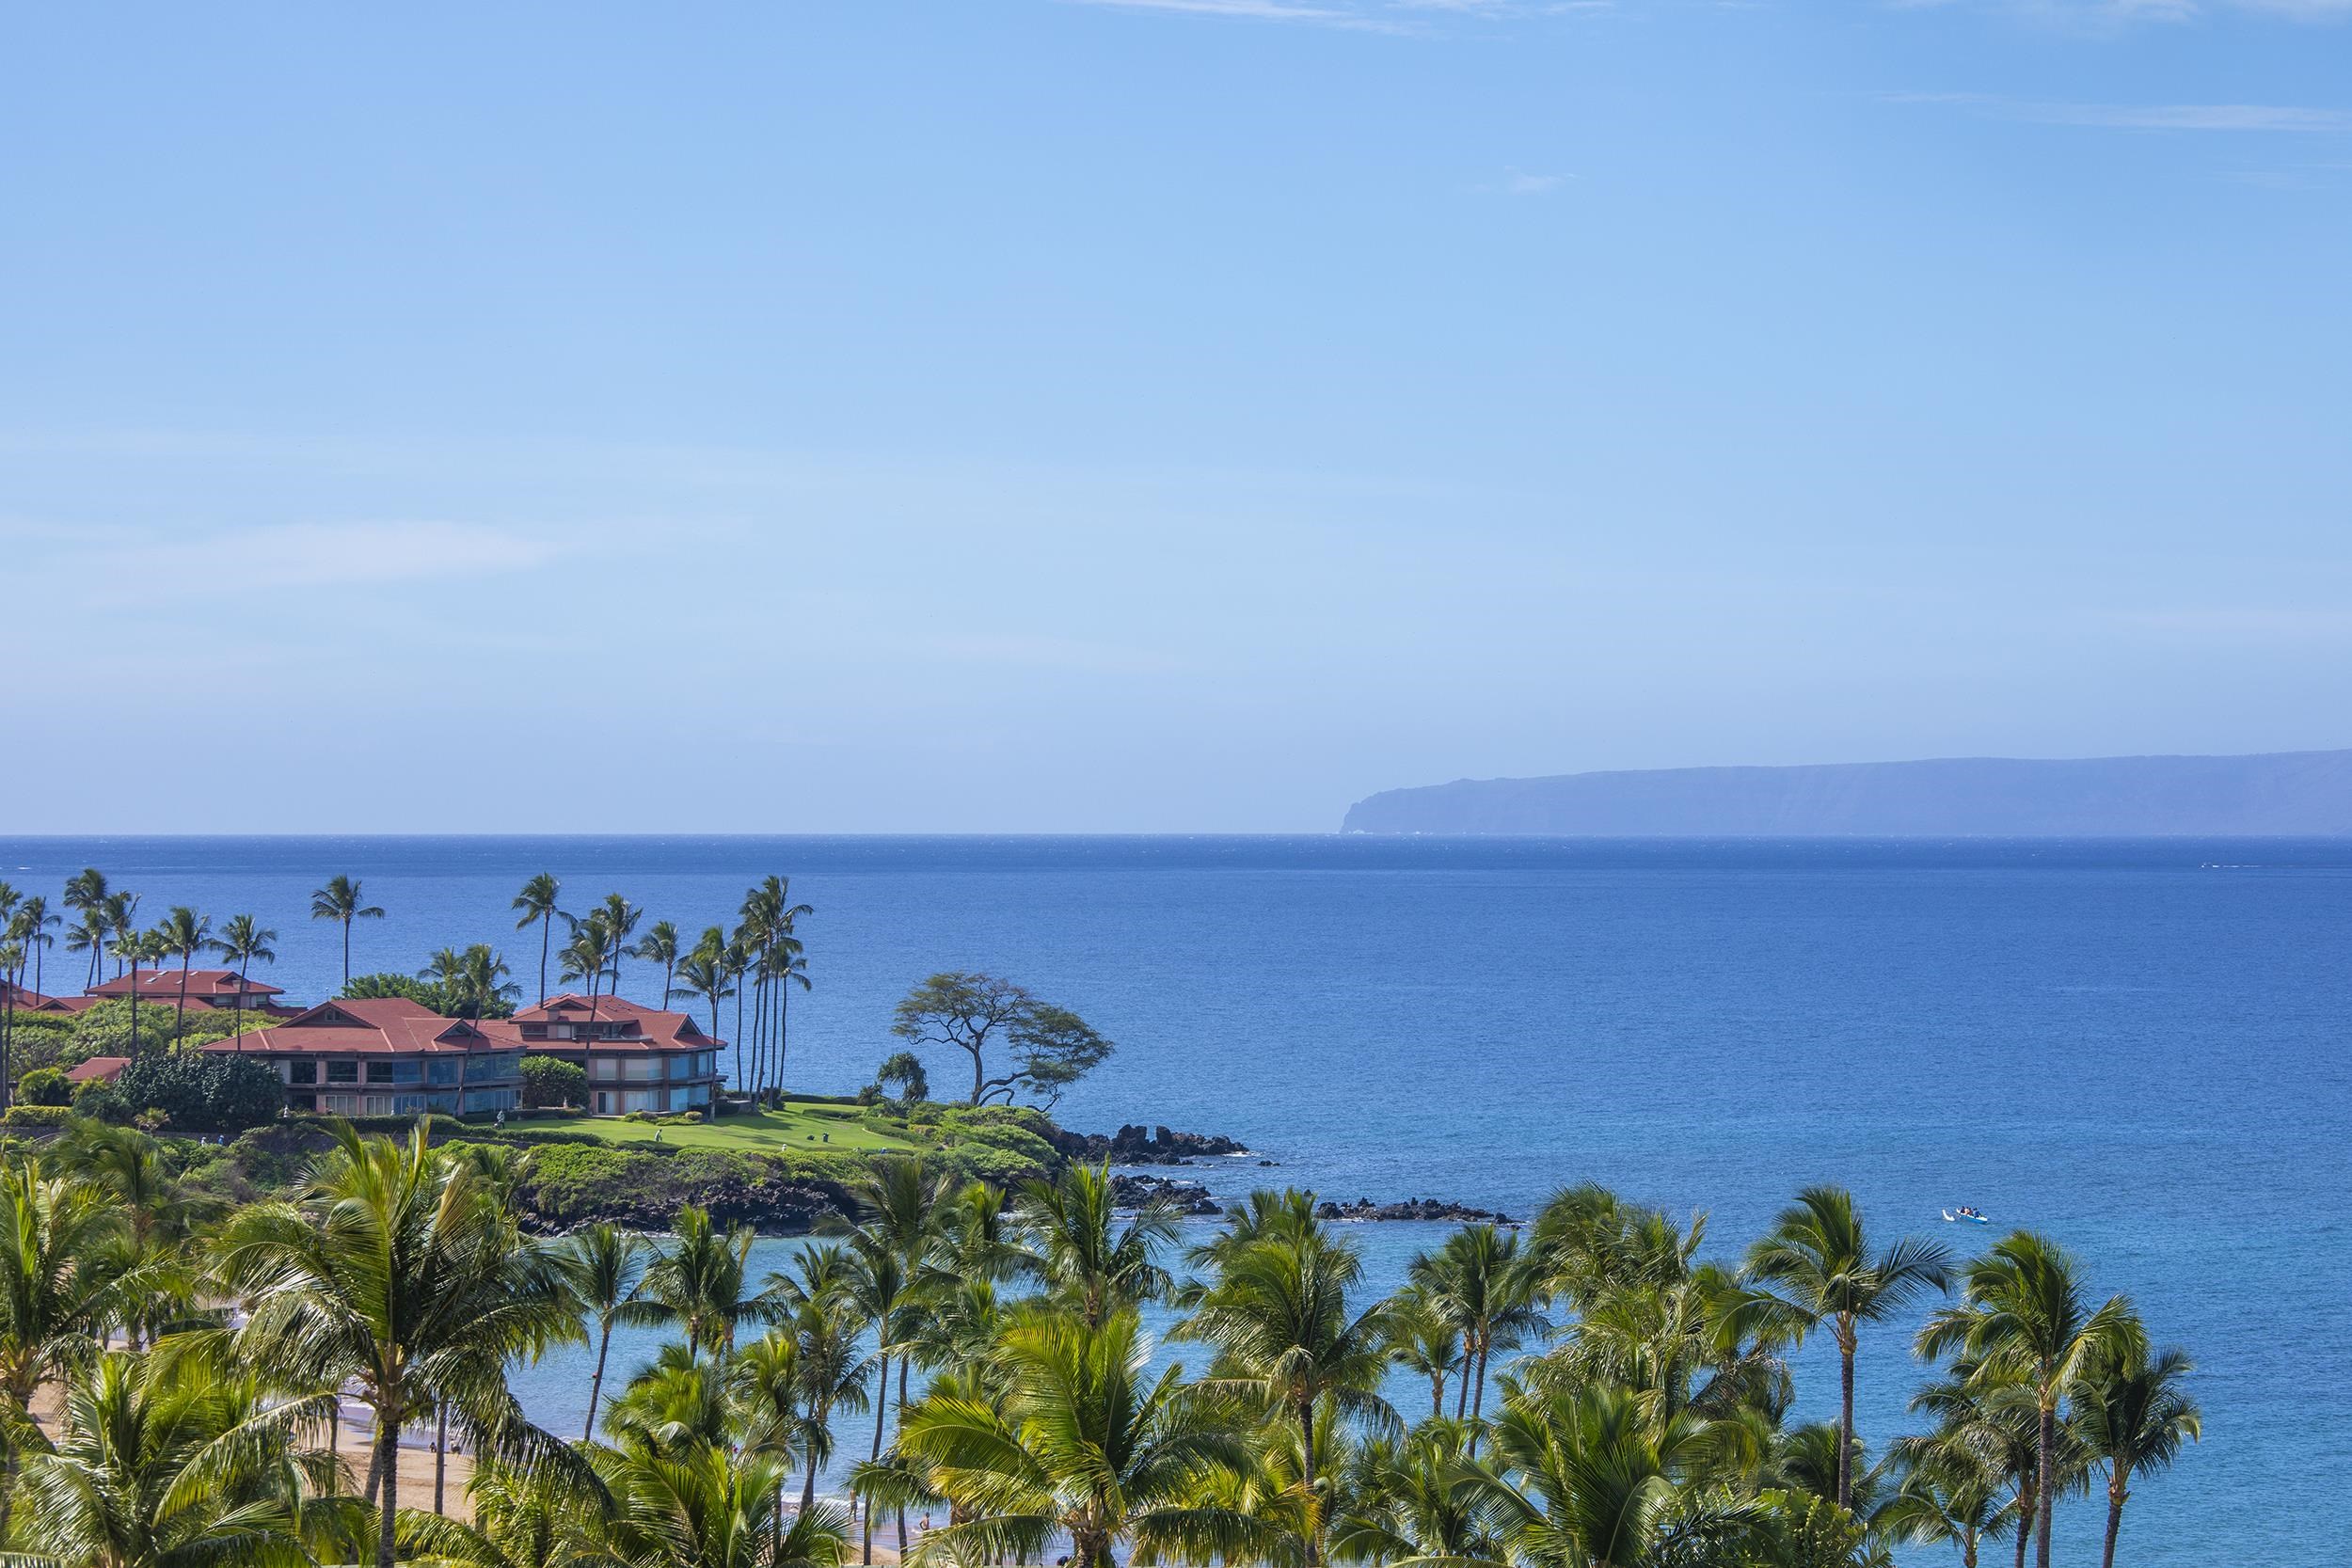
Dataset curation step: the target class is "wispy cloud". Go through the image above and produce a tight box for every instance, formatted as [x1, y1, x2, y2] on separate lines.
[43, 521, 564, 601]
[1885, 90, 2352, 132]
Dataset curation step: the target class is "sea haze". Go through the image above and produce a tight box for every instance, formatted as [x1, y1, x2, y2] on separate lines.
[4, 834, 2344, 1567]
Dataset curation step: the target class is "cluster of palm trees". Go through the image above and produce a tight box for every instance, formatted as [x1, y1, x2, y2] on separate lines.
[0, 1113, 2199, 1568]
[515, 874, 813, 1101]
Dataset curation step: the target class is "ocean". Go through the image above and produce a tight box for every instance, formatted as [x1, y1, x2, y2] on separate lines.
[4, 833, 2344, 1565]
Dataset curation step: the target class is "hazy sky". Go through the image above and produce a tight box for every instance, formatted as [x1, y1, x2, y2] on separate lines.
[5, 2, 2350, 832]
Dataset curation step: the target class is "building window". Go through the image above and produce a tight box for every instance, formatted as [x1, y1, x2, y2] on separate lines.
[427, 1059, 460, 1085]
[326, 1061, 358, 1085]
[288, 1060, 318, 1085]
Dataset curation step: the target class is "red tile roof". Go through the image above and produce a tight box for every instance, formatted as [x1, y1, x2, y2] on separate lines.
[199, 997, 516, 1057]
[87, 969, 284, 1004]
[1, 982, 72, 1013]
[65, 1056, 131, 1085]
[504, 992, 723, 1052]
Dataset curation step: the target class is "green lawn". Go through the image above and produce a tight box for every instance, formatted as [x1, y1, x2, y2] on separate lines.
[520, 1101, 927, 1156]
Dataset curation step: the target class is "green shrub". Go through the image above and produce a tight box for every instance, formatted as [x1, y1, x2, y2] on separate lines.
[70, 1083, 129, 1123]
[519, 1055, 587, 1109]
[16, 1068, 71, 1107]
[1, 1105, 71, 1131]
[117, 1053, 283, 1133]
[343, 973, 516, 1019]
[3, 1016, 80, 1075]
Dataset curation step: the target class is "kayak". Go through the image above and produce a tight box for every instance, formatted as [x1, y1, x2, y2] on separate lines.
[1941, 1209, 1991, 1224]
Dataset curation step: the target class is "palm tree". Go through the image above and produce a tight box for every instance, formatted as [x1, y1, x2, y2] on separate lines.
[425, 943, 521, 1020]
[111, 926, 164, 1055]
[0, 1161, 139, 1536]
[564, 1222, 656, 1443]
[596, 1440, 849, 1568]
[310, 874, 385, 989]
[65, 908, 111, 994]
[672, 939, 736, 1071]
[1408, 1222, 1547, 1442]
[765, 1244, 874, 1516]
[513, 873, 565, 1005]
[1884, 1416, 2020, 1568]
[766, 940, 809, 1097]
[1014, 1161, 1178, 1326]
[1382, 1283, 1465, 1419]
[103, 891, 143, 981]
[396, 1460, 610, 1568]
[596, 894, 644, 998]
[155, 904, 214, 1039]
[1174, 1214, 1396, 1564]
[1465, 1384, 1764, 1568]
[635, 921, 682, 1015]
[560, 919, 617, 1019]
[12, 894, 57, 995]
[0, 939, 20, 1114]
[208, 912, 279, 1041]
[2074, 1339, 2200, 1568]
[212, 1124, 585, 1568]
[8, 1348, 340, 1568]
[895, 1309, 1269, 1568]
[638, 1204, 776, 1359]
[63, 868, 110, 987]
[836, 1159, 959, 1562]
[1745, 1184, 1951, 1509]
[1918, 1231, 2143, 1568]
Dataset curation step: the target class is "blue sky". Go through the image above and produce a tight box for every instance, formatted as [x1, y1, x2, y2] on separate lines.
[4, 1, 2349, 832]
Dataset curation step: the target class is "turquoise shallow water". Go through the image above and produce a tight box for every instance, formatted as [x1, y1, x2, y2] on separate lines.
[5, 834, 2345, 1565]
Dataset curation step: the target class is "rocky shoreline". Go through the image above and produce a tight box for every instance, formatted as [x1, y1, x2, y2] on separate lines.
[1048, 1122, 1251, 1164]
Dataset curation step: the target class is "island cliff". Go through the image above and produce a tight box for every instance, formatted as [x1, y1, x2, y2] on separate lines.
[1343, 749, 2352, 836]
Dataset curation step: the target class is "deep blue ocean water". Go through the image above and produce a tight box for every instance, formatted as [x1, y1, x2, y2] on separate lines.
[4, 834, 2345, 1565]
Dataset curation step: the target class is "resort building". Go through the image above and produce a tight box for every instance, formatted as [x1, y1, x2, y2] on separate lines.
[199, 997, 524, 1117]
[65, 1056, 130, 1087]
[84, 968, 298, 1017]
[502, 993, 724, 1116]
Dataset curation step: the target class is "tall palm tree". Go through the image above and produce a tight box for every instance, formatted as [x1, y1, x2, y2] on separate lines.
[1745, 1184, 1951, 1509]
[424, 943, 521, 1020]
[1918, 1231, 2142, 1568]
[2074, 1340, 2200, 1568]
[593, 894, 644, 999]
[639, 1204, 776, 1359]
[155, 905, 214, 1039]
[212, 1124, 585, 1568]
[63, 868, 110, 988]
[208, 912, 279, 1041]
[310, 874, 385, 989]
[895, 1309, 1269, 1568]
[766, 940, 809, 1096]
[111, 927, 162, 1055]
[1174, 1215, 1396, 1564]
[513, 873, 565, 1005]
[836, 1159, 959, 1561]
[635, 922, 682, 1015]
[65, 908, 112, 995]
[672, 942, 736, 1074]
[765, 1244, 873, 1516]
[7, 1348, 340, 1568]
[12, 895, 57, 996]
[1014, 1161, 1178, 1326]
[103, 891, 142, 981]
[0, 939, 20, 1114]
[1408, 1222, 1547, 1441]
[564, 1222, 656, 1443]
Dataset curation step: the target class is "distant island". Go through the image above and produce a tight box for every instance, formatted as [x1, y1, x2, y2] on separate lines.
[1343, 748, 2352, 836]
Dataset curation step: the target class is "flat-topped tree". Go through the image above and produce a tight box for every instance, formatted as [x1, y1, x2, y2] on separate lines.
[889, 972, 1114, 1107]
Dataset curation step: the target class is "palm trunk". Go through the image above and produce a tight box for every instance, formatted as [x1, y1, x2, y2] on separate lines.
[1298, 1395, 1320, 1567]
[585, 1319, 615, 1443]
[898, 1358, 911, 1555]
[374, 1409, 401, 1568]
[539, 919, 550, 1004]
[1963, 1526, 1979, 1568]
[1837, 1334, 1856, 1511]
[1454, 1346, 1472, 1420]
[2012, 1477, 2035, 1568]
[2101, 1475, 2126, 1568]
[779, 980, 793, 1092]
[1468, 1340, 1491, 1456]
[864, 1351, 891, 1565]
[176, 954, 191, 1041]
[2035, 1400, 2057, 1568]
[434, 1400, 448, 1513]
[342, 919, 353, 989]
[803, 1449, 820, 1515]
